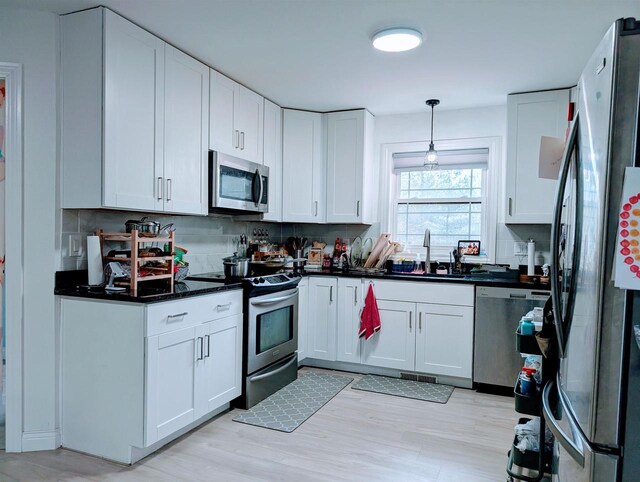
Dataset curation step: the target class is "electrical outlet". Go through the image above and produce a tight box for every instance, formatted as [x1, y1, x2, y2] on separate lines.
[514, 242, 527, 256]
[69, 234, 84, 258]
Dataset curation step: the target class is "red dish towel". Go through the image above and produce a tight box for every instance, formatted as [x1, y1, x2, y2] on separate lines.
[359, 284, 381, 340]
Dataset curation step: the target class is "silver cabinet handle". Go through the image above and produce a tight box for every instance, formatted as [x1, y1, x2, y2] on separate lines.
[196, 336, 204, 361]
[166, 178, 172, 201]
[409, 312, 412, 331]
[240, 131, 245, 150]
[157, 177, 163, 200]
[508, 197, 512, 216]
[216, 302, 232, 311]
[314, 201, 318, 216]
[204, 334, 210, 358]
[167, 312, 188, 320]
[419, 312, 422, 332]
[330, 285, 333, 302]
[235, 130, 240, 148]
[354, 286, 358, 305]
[356, 200, 360, 217]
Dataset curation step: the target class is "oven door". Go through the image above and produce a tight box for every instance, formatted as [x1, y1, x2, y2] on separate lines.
[210, 151, 269, 213]
[247, 288, 298, 374]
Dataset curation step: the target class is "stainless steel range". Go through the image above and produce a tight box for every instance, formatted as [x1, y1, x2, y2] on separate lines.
[188, 271, 301, 408]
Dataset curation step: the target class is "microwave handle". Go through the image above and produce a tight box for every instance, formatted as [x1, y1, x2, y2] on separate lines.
[258, 171, 264, 207]
[251, 169, 261, 207]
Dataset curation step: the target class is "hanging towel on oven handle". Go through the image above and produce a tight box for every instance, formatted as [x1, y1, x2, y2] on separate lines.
[359, 282, 381, 340]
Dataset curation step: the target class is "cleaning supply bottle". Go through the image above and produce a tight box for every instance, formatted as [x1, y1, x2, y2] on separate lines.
[520, 315, 535, 336]
[520, 367, 537, 396]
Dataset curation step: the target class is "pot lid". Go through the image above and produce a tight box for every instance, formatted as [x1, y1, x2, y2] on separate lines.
[223, 252, 249, 262]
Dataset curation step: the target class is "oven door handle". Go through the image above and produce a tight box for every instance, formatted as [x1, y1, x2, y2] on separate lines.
[248, 353, 298, 382]
[250, 291, 298, 306]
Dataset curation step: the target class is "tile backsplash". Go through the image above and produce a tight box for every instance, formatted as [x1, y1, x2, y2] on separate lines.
[60, 209, 379, 275]
[495, 223, 551, 268]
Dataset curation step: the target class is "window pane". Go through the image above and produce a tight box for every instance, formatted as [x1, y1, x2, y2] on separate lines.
[397, 167, 482, 199]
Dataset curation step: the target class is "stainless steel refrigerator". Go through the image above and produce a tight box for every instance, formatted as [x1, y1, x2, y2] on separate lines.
[543, 17, 640, 482]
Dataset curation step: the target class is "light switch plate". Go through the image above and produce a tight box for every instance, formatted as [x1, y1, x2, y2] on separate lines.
[514, 242, 527, 256]
[69, 234, 84, 258]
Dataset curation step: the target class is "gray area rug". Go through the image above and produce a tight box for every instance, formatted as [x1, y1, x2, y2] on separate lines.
[233, 372, 353, 432]
[351, 375, 454, 404]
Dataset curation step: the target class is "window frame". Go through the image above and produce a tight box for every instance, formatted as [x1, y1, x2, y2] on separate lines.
[380, 137, 501, 264]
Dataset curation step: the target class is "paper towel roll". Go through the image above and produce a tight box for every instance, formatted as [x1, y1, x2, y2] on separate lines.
[87, 236, 105, 286]
[527, 239, 536, 276]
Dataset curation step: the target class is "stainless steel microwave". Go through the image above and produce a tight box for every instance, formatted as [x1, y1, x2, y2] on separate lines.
[209, 151, 269, 214]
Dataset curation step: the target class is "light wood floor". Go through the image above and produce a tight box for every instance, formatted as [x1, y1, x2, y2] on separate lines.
[0, 368, 516, 481]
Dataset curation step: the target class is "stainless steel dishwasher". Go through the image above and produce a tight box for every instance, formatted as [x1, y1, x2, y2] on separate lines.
[473, 286, 550, 388]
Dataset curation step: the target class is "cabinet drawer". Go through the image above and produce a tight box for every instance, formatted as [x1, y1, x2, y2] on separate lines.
[369, 279, 474, 307]
[146, 290, 243, 336]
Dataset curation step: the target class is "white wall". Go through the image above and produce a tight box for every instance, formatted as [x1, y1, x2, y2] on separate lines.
[0, 7, 59, 449]
[374, 104, 551, 267]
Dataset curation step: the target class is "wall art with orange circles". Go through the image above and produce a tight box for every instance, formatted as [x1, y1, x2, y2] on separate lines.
[615, 167, 640, 289]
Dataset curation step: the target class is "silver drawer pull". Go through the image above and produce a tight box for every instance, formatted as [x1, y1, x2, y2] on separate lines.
[216, 302, 232, 311]
[167, 312, 188, 320]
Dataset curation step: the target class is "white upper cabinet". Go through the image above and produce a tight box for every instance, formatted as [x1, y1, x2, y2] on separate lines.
[326, 110, 376, 224]
[163, 45, 209, 215]
[209, 70, 264, 164]
[282, 109, 326, 223]
[262, 99, 283, 222]
[61, 7, 209, 215]
[505, 88, 571, 223]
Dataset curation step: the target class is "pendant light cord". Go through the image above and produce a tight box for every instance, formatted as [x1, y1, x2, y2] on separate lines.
[430, 105, 434, 148]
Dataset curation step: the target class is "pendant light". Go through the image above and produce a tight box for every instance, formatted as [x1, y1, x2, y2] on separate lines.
[424, 99, 440, 170]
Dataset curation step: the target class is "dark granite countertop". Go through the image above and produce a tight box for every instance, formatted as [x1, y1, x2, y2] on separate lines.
[55, 270, 242, 304]
[300, 269, 551, 291]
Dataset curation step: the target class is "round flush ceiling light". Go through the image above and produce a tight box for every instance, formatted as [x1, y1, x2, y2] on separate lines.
[372, 27, 423, 52]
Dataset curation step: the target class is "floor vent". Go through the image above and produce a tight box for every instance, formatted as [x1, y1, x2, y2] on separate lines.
[400, 372, 418, 381]
[417, 374, 437, 384]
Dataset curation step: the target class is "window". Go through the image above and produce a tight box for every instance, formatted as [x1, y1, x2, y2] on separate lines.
[395, 168, 484, 253]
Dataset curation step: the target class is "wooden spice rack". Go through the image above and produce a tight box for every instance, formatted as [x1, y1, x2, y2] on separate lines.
[96, 229, 175, 295]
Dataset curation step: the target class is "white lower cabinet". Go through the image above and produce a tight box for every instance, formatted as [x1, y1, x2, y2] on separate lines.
[61, 290, 243, 464]
[297, 278, 309, 362]
[336, 278, 364, 363]
[308, 277, 338, 361]
[361, 300, 416, 371]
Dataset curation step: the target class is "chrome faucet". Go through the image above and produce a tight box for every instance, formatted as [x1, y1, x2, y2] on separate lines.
[423, 229, 431, 273]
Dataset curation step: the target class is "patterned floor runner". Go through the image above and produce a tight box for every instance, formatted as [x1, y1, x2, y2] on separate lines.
[351, 374, 454, 403]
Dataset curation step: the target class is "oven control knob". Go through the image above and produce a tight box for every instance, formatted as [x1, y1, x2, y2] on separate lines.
[257, 278, 265, 284]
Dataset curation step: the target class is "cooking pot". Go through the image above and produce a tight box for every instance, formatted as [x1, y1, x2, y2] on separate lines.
[124, 217, 173, 237]
[223, 253, 250, 278]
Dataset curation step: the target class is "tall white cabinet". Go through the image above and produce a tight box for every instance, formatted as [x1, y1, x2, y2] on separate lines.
[262, 99, 283, 222]
[61, 7, 209, 215]
[326, 110, 376, 224]
[282, 109, 326, 223]
[209, 70, 264, 164]
[505, 88, 571, 223]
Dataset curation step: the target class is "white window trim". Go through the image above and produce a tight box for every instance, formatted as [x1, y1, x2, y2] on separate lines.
[380, 137, 500, 264]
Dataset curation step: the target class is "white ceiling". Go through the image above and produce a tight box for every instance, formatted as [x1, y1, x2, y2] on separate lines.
[5, 0, 640, 115]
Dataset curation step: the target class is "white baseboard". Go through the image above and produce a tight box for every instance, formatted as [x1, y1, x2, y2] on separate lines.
[22, 429, 61, 451]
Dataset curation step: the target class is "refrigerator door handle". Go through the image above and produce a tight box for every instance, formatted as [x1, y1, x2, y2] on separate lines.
[550, 113, 580, 357]
[543, 380, 586, 467]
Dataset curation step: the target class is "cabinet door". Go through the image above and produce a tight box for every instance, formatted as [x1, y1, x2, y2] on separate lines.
[163, 45, 209, 215]
[196, 314, 243, 417]
[362, 300, 415, 371]
[209, 70, 237, 154]
[145, 325, 199, 445]
[235, 85, 264, 164]
[336, 278, 364, 363]
[415, 303, 474, 378]
[308, 277, 338, 361]
[282, 110, 325, 222]
[297, 278, 309, 362]
[505, 89, 570, 223]
[262, 99, 282, 222]
[103, 10, 165, 212]
[326, 110, 364, 223]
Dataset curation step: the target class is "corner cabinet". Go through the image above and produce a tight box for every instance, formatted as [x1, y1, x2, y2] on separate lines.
[282, 109, 326, 223]
[505, 88, 571, 223]
[262, 99, 283, 222]
[61, 7, 209, 215]
[209, 70, 264, 164]
[326, 110, 376, 224]
[61, 290, 243, 464]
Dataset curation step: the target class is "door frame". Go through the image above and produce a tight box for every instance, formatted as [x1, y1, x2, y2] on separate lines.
[1, 62, 24, 452]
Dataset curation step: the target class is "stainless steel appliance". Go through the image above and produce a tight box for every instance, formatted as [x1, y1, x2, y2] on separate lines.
[542, 18, 640, 482]
[188, 271, 301, 409]
[474, 286, 549, 388]
[209, 151, 269, 213]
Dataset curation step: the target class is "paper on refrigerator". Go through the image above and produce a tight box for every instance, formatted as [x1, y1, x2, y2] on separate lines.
[614, 167, 640, 289]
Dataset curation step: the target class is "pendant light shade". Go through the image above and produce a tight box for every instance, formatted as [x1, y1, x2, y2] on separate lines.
[424, 99, 440, 170]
